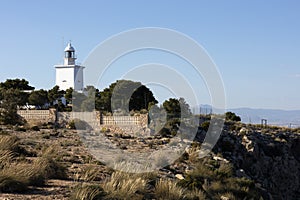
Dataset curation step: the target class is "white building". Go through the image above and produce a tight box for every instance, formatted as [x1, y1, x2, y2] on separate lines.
[54, 42, 85, 91]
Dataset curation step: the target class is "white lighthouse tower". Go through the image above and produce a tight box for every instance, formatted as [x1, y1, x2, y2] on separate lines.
[54, 42, 84, 91]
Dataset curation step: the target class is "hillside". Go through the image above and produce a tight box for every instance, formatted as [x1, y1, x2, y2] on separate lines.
[0, 121, 299, 199]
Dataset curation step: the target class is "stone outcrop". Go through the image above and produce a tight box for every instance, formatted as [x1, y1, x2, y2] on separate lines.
[212, 125, 300, 199]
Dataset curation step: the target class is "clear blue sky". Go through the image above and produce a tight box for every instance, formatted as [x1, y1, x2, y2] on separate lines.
[0, 0, 299, 110]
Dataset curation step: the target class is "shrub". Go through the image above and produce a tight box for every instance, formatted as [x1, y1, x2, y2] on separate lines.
[178, 162, 214, 190]
[0, 135, 22, 154]
[31, 125, 40, 131]
[70, 183, 105, 200]
[14, 126, 26, 132]
[201, 121, 210, 132]
[0, 172, 28, 193]
[0, 162, 45, 190]
[34, 156, 67, 180]
[102, 171, 146, 200]
[68, 119, 91, 130]
[215, 163, 233, 178]
[225, 112, 241, 122]
[0, 150, 14, 169]
[81, 164, 100, 182]
[154, 178, 185, 200]
[158, 127, 171, 137]
[100, 127, 110, 133]
[0, 130, 9, 135]
[186, 189, 207, 200]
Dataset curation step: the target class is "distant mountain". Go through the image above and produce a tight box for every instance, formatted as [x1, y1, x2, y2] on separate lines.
[193, 105, 300, 127]
[229, 108, 300, 127]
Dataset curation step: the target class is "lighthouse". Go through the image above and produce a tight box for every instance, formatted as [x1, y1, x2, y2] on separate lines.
[54, 42, 85, 91]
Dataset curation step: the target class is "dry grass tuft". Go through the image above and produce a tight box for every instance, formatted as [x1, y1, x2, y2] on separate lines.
[81, 164, 100, 182]
[0, 135, 20, 152]
[102, 171, 146, 200]
[0, 150, 14, 169]
[71, 183, 105, 200]
[154, 178, 186, 200]
[0, 143, 67, 193]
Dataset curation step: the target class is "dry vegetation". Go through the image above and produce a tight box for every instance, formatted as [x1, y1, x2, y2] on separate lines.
[1, 121, 297, 199]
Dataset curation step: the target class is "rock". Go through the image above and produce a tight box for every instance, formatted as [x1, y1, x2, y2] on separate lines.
[236, 168, 250, 179]
[212, 156, 229, 163]
[220, 195, 230, 200]
[239, 127, 249, 135]
[216, 128, 300, 199]
[175, 174, 184, 180]
[242, 135, 254, 152]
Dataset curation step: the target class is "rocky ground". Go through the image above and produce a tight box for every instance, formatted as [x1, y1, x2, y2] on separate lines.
[0, 122, 299, 199]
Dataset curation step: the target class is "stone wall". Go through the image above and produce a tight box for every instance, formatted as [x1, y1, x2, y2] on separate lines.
[100, 114, 148, 128]
[17, 109, 56, 124]
[18, 109, 148, 128]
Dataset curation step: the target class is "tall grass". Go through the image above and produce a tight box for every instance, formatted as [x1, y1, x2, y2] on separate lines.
[70, 183, 105, 200]
[80, 164, 100, 182]
[154, 179, 186, 200]
[102, 171, 146, 200]
[0, 141, 67, 193]
[0, 135, 20, 153]
[0, 150, 14, 169]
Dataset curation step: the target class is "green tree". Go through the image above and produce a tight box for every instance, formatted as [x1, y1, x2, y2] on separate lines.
[80, 86, 97, 112]
[163, 97, 192, 119]
[28, 89, 49, 108]
[64, 87, 73, 104]
[48, 86, 64, 106]
[0, 88, 23, 125]
[97, 88, 112, 111]
[0, 78, 34, 106]
[68, 86, 99, 112]
[225, 111, 241, 122]
[0, 78, 34, 90]
[163, 98, 180, 119]
[98, 80, 157, 112]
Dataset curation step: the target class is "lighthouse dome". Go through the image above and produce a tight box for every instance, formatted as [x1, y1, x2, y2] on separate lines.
[64, 43, 75, 52]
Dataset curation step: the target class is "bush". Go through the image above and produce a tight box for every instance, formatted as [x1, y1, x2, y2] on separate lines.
[0, 136, 67, 193]
[35, 156, 67, 180]
[102, 171, 146, 200]
[178, 158, 260, 199]
[67, 119, 91, 130]
[154, 178, 185, 200]
[0, 130, 9, 135]
[31, 125, 40, 131]
[0, 173, 28, 193]
[0, 150, 14, 169]
[225, 112, 241, 122]
[0, 135, 24, 155]
[14, 126, 26, 132]
[100, 127, 110, 133]
[80, 164, 100, 182]
[201, 121, 210, 132]
[158, 127, 171, 137]
[71, 183, 105, 200]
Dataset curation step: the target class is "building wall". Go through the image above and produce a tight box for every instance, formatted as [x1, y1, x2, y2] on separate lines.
[55, 65, 84, 91]
[55, 67, 74, 90]
[74, 66, 84, 91]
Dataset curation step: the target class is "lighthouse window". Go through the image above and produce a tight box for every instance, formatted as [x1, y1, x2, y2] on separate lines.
[65, 52, 72, 58]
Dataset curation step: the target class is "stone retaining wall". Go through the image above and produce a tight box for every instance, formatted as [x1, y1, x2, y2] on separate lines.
[17, 109, 56, 124]
[18, 109, 148, 128]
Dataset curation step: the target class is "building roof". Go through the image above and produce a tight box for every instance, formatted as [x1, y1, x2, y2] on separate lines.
[64, 42, 75, 52]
